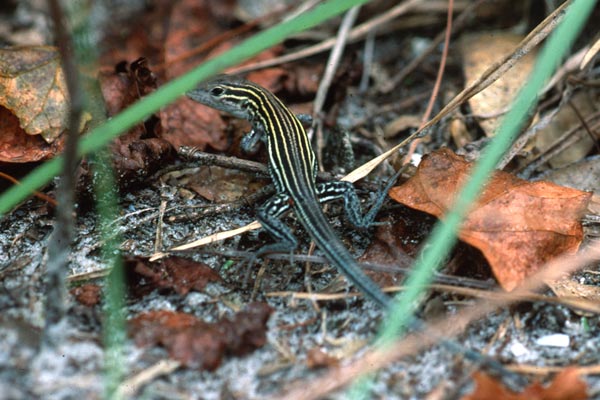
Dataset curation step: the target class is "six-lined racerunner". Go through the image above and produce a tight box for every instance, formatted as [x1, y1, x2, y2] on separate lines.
[186, 75, 527, 387]
[187, 74, 392, 308]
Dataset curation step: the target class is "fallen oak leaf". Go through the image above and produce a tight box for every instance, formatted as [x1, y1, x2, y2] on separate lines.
[97, 58, 175, 188]
[129, 303, 272, 370]
[0, 46, 91, 162]
[127, 256, 222, 296]
[0, 46, 69, 143]
[0, 106, 66, 162]
[70, 284, 102, 307]
[462, 368, 587, 400]
[389, 149, 591, 291]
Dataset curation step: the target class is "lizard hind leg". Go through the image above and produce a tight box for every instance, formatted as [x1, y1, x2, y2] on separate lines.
[315, 168, 403, 229]
[243, 192, 298, 291]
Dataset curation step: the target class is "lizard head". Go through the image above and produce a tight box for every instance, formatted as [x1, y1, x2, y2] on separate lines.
[187, 74, 256, 120]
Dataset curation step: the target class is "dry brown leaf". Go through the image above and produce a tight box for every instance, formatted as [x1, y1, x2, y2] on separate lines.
[0, 46, 69, 142]
[182, 166, 264, 203]
[0, 106, 65, 162]
[462, 369, 587, 400]
[389, 149, 591, 290]
[0, 46, 74, 162]
[159, 0, 287, 152]
[538, 155, 600, 193]
[129, 303, 273, 370]
[160, 98, 228, 151]
[70, 284, 102, 307]
[461, 33, 536, 136]
[128, 256, 222, 296]
[98, 58, 175, 187]
[533, 91, 598, 169]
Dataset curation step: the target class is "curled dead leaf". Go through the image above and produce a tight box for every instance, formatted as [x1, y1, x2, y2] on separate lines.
[389, 149, 591, 290]
[128, 256, 222, 296]
[0, 46, 89, 162]
[0, 46, 69, 142]
[129, 303, 272, 370]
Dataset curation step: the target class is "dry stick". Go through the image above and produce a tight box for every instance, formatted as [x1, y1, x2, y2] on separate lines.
[499, 101, 564, 170]
[518, 111, 600, 178]
[380, 0, 486, 94]
[358, 28, 376, 93]
[425, 283, 600, 315]
[273, 240, 600, 400]
[0, 172, 57, 207]
[229, 0, 423, 75]
[265, 276, 600, 314]
[419, 0, 453, 125]
[116, 359, 180, 398]
[174, 146, 270, 175]
[581, 36, 600, 69]
[568, 97, 600, 153]
[403, 0, 454, 163]
[154, 195, 167, 254]
[283, 0, 322, 23]
[44, 0, 84, 344]
[312, 5, 361, 168]
[267, 283, 600, 315]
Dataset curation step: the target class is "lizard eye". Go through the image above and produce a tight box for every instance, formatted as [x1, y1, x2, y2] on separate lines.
[210, 86, 224, 96]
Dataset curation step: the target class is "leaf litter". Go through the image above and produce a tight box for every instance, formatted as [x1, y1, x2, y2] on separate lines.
[0, 1, 599, 399]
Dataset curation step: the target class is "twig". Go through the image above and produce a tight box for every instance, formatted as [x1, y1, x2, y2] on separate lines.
[312, 6, 361, 115]
[0, 172, 57, 207]
[175, 146, 269, 176]
[380, 0, 486, 93]
[228, 0, 423, 75]
[403, 0, 455, 163]
[506, 363, 600, 376]
[568, 97, 600, 153]
[116, 359, 180, 398]
[44, 0, 84, 345]
[518, 110, 600, 178]
[312, 5, 361, 168]
[153, 192, 168, 253]
[358, 28, 376, 93]
[266, 284, 600, 315]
